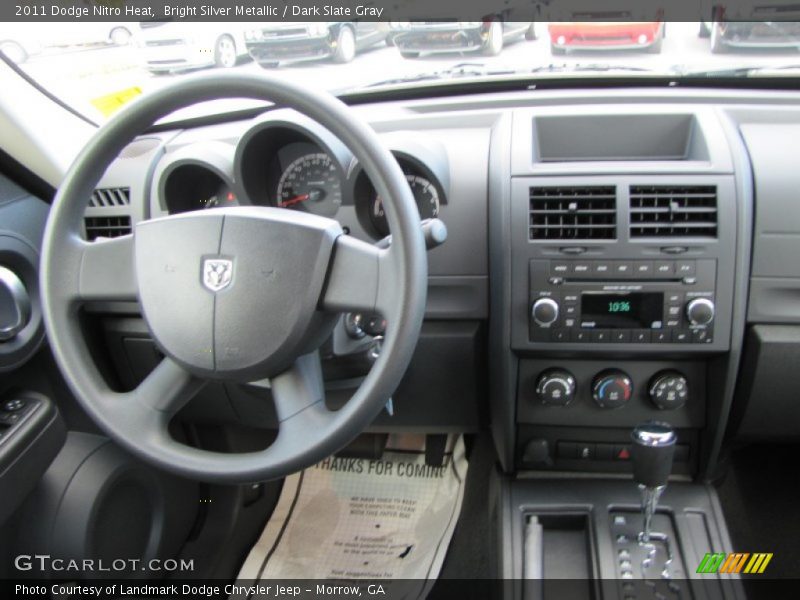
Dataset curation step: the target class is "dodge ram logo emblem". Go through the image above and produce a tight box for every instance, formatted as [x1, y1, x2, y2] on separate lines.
[202, 258, 233, 292]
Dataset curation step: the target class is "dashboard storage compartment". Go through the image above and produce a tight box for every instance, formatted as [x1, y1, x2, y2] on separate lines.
[532, 114, 707, 162]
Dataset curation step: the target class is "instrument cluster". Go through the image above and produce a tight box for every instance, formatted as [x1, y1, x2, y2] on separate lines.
[153, 111, 449, 241]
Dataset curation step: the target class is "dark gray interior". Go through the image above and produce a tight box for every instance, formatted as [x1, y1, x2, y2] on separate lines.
[2, 74, 800, 597]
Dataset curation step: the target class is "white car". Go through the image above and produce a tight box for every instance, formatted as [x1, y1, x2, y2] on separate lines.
[136, 22, 250, 74]
[0, 22, 132, 64]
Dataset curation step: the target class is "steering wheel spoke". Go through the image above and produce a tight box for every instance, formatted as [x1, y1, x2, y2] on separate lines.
[270, 352, 328, 421]
[76, 234, 138, 303]
[322, 235, 395, 316]
[130, 356, 206, 415]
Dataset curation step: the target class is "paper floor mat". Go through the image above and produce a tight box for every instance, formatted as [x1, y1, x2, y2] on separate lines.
[233, 436, 467, 597]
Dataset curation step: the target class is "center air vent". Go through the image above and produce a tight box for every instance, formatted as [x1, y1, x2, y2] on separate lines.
[529, 186, 616, 240]
[629, 185, 717, 238]
[89, 187, 131, 208]
[84, 216, 131, 241]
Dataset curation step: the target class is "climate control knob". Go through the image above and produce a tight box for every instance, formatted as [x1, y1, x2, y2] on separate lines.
[649, 370, 688, 410]
[686, 298, 715, 327]
[531, 297, 559, 326]
[592, 369, 633, 409]
[535, 369, 576, 406]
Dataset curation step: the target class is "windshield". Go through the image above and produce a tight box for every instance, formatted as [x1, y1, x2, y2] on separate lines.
[3, 19, 800, 122]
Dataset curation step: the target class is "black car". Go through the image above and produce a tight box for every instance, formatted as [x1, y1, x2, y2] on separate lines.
[709, 20, 800, 53]
[245, 22, 389, 66]
[390, 20, 536, 58]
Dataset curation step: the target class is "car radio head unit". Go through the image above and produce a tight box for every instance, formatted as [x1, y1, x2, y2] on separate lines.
[528, 258, 717, 345]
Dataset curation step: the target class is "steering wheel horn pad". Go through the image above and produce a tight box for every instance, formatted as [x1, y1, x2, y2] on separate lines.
[136, 207, 341, 380]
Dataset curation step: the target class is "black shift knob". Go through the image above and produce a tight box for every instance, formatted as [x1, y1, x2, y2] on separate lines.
[631, 421, 676, 488]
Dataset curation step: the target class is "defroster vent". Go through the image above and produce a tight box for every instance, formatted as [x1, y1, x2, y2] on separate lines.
[629, 185, 717, 238]
[529, 186, 616, 240]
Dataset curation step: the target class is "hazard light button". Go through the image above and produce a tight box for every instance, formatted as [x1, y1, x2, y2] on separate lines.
[613, 444, 632, 461]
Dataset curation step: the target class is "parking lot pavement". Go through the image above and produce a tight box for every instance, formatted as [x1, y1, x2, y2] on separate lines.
[14, 22, 800, 121]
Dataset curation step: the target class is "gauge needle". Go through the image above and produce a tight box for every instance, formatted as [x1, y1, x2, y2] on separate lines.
[279, 194, 310, 207]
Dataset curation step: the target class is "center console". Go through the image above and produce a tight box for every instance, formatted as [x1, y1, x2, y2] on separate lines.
[489, 105, 751, 599]
[504, 107, 738, 475]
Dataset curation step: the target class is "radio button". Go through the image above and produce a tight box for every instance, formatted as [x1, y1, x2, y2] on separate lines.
[654, 261, 674, 276]
[666, 319, 681, 328]
[692, 329, 713, 344]
[667, 293, 682, 304]
[592, 330, 611, 343]
[612, 331, 631, 343]
[652, 330, 670, 343]
[551, 329, 569, 342]
[551, 262, 570, 276]
[632, 330, 651, 343]
[676, 260, 696, 276]
[634, 261, 653, 276]
[672, 330, 691, 343]
[571, 262, 592, 276]
[563, 318, 576, 328]
[564, 294, 579, 303]
[613, 261, 633, 277]
[571, 330, 591, 343]
[593, 261, 612, 276]
[667, 305, 682, 318]
[564, 305, 578, 316]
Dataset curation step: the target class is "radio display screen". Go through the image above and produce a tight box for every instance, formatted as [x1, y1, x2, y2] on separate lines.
[581, 292, 663, 329]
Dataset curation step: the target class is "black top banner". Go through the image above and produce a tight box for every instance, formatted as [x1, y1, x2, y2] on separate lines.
[3, 0, 799, 23]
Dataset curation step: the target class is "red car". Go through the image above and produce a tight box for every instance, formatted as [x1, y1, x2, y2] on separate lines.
[548, 22, 665, 54]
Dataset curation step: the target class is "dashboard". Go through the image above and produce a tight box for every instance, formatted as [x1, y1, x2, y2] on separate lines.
[49, 85, 800, 479]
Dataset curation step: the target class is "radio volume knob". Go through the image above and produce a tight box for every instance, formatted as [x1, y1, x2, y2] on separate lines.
[686, 298, 715, 326]
[531, 297, 559, 326]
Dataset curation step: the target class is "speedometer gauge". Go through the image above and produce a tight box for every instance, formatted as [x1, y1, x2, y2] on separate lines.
[276, 153, 341, 217]
[370, 174, 440, 237]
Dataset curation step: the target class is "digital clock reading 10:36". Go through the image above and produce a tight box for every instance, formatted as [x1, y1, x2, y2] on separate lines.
[608, 301, 631, 313]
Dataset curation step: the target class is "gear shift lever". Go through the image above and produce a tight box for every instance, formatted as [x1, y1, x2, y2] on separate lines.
[631, 421, 676, 542]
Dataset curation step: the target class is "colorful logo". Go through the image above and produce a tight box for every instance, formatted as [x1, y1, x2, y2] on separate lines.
[696, 552, 773, 574]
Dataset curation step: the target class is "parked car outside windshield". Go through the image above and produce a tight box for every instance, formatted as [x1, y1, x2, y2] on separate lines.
[3, 20, 800, 122]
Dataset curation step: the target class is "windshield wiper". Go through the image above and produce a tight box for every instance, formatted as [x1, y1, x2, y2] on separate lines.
[528, 63, 654, 74]
[679, 64, 800, 78]
[351, 62, 664, 92]
[361, 62, 518, 88]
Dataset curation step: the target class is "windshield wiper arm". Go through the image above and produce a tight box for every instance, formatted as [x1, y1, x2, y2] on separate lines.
[529, 63, 654, 74]
[362, 62, 517, 88]
[679, 64, 800, 77]
[354, 62, 662, 91]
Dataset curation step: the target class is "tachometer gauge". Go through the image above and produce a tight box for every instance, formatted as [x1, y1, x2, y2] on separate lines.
[370, 174, 440, 237]
[276, 152, 341, 217]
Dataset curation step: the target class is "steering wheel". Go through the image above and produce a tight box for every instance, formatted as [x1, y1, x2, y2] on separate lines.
[39, 73, 427, 484]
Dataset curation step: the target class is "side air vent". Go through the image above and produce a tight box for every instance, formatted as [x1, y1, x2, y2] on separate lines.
[629, 185, 717, 238]
[84, 216, 132, 241]
[529, 186, 616, 240]
[89, 187, 131, 208]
